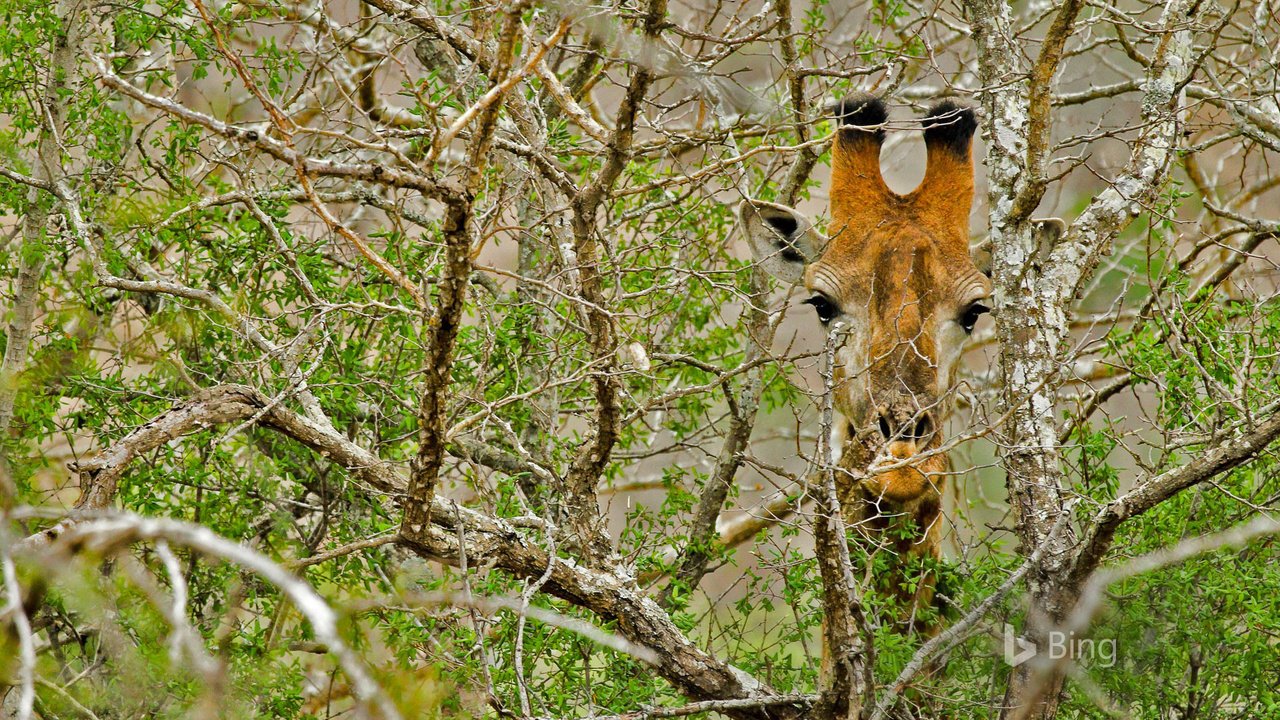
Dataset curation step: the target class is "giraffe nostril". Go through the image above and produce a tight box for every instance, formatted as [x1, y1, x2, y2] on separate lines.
[911, 414, 935, 443]
[877, 414, 894, 440]
[876, 410, 935, 443]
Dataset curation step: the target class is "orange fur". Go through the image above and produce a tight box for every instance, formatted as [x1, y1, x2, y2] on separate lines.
[815, 98, 985, 635]
[909, 149, 975, 243]
[829, 131, 895, 234]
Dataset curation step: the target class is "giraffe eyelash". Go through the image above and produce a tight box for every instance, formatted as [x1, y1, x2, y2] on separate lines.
[804, 295, 839, 324]
[958, 302, 990, 334]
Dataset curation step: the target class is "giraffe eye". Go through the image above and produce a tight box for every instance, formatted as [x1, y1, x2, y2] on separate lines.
[804, 295, 839, 324]
[958, 302, 990, 334]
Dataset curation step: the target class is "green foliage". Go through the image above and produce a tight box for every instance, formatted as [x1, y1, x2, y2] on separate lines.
[2, 0, 1278, 717]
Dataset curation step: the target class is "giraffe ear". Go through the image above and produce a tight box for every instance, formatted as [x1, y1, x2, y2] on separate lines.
[970, 217, 1066, 277]
[738, 199, 825, 284]
[1033, 217, 1067, 258]
[971, 240, 993, 278]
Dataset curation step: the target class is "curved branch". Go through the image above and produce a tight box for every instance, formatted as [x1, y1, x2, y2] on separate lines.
[1070, 404, 1280, 587]
[42, 516, 402, 720]
[20, 386, 802, 720]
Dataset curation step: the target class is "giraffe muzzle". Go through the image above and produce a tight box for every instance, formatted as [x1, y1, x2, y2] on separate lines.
[874, 398, 938, 448]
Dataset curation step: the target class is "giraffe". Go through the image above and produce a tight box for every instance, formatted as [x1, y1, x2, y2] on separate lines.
[739, 96, 988, 632]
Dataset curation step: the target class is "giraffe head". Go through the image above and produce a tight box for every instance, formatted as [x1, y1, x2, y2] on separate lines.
[740, 96, 989, 505]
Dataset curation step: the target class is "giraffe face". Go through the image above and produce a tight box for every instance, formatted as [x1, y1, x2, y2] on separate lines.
[807, 221, 990, 504]
[740, 97, 987, 505]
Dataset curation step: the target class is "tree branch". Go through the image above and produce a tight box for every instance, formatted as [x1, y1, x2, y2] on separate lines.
[560, 0, 668, 566]
[40, 516, 402, 720]
[1070, 404, 1280, 587]
[20, 386, 803, 719]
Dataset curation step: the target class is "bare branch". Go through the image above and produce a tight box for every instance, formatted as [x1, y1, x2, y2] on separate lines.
[42, 516, 402, 720]
[1072, 405, 1280, 586]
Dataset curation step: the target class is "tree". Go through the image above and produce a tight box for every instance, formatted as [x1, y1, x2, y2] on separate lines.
[1, 0, 1278, 717]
